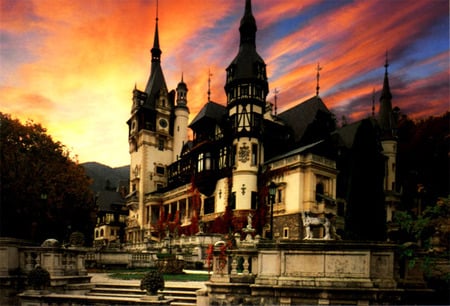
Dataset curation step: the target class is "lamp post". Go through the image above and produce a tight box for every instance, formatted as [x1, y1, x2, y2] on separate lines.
[268, 182, 277, 240]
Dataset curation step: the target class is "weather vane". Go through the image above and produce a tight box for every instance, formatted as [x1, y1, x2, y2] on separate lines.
[316, 62, 322, 96]
[207, 69, 213, 102]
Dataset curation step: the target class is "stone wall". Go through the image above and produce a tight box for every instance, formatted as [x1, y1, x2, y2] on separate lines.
[273, 213, 303, 240]
[206, 240, 432, 305]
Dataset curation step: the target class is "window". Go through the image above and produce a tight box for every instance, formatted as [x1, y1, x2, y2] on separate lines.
[106, 213, 114, 223]
[158, 138, 164, 151]
[219, 147, 228, 169]
[283, 227, 289, 239]
[251, 191, 258, 210]
[100, 229, 104, 237]
[95, 230, 99, 238]
[156, 183, 163, 190]
[241, 85, 249, 97]
[316, 183, 324, 202]
[205, 152, 212, 170]
[215, 125, 223, 139]
[197, 153, 204, 172]
[251, 144, 258, 165]
[204, 197, 215, 215]
[111, 229, 115, 236]
[151, 206, 159, 223]
[277, 189, 283, 203]
[156, 166, 165, 175]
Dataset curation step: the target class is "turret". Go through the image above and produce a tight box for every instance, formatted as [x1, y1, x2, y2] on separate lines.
[225, 0, 267, 211]
[173, 75, 189, 161]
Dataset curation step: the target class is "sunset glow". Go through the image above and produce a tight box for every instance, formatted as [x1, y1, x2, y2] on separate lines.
[1, 0, 448, 167]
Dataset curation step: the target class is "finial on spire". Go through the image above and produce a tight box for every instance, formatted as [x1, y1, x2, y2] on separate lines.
[273, 88, 279, 116]
[181, 72, 184, 83]
[384, 50, 389, 73]
[316, 62, 322, 96]
[207, 69, 212, 102]
[156, 0, 159, 22]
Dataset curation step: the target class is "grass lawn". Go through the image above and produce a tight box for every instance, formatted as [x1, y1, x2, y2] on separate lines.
[106, 269, 210, 282]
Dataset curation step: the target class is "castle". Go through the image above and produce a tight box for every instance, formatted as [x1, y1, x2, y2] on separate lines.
[124, 0, 398, 248]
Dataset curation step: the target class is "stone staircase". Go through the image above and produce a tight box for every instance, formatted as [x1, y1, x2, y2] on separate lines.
[87, 282, 201, 306]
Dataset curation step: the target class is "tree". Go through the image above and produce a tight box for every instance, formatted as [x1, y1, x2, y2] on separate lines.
[0, 113, 95, 244]
[397, 112, 449, 211]
[344, 119, 386, 240]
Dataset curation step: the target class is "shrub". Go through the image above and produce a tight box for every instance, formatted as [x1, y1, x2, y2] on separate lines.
[140, 270, 164, 295]
[27, 265, 50, 290]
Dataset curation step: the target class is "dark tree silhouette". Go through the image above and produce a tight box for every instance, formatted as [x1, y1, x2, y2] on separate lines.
[1, 113, 95, 244]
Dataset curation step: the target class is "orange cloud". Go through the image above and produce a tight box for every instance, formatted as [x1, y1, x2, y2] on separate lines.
[1, 0, 448, 166]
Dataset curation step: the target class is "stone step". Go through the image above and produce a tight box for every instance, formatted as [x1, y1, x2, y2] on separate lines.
[87, 282, 200, 306]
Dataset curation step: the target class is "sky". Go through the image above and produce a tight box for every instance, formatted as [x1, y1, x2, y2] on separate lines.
[1, 0, 449, 167]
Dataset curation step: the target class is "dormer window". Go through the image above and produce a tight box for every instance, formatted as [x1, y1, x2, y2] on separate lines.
[215, 125, 223, 140]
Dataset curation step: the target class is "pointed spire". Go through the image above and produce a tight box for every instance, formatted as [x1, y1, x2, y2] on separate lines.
[239, 0, 257, 47]
[144, 0, 167, 104]
[316, 62, 322, 96]
[151, 0, 161, 63]
[380, 51, 392, 100]
[379, 51, 396, 139]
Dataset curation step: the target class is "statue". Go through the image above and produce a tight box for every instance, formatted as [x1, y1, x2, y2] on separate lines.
[246, 213, 253, 229]
[302, 212, 332, 240]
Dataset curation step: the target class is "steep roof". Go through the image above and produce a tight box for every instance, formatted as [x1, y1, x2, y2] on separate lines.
[143, 17, 168, 109]
[96, 190, 125, 211]
[189, 101, 227, 128]
[278, 96, 331, 143]
[332, 118, 378, 149]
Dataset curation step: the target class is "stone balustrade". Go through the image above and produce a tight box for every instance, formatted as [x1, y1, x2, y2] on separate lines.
[20, 247, 87, 277]
[0, 238, 87, 278]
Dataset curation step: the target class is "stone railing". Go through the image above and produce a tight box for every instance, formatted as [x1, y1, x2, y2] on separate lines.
[0, 239, 87, 278]
[209, 233, 259, 283]
[20, 247, 87, 277]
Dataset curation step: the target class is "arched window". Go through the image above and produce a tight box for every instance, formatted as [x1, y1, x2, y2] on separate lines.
[100, 229, 104, 237]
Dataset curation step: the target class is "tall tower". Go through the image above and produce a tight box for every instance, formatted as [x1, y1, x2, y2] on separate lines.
[225, 0, 269, 211]
[378, 54, 399, 223]
[378, 55, 397, 193]
[173, 75, 189, 161]
[126, 10, 174, 243]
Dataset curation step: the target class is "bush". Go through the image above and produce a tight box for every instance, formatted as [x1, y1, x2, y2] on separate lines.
[27, 265, 50, 290]
[140, 270, 164, 295]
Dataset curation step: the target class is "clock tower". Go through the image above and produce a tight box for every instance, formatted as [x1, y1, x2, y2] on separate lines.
[225, 0, 268, 211]
[126, 13, 175, 244]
